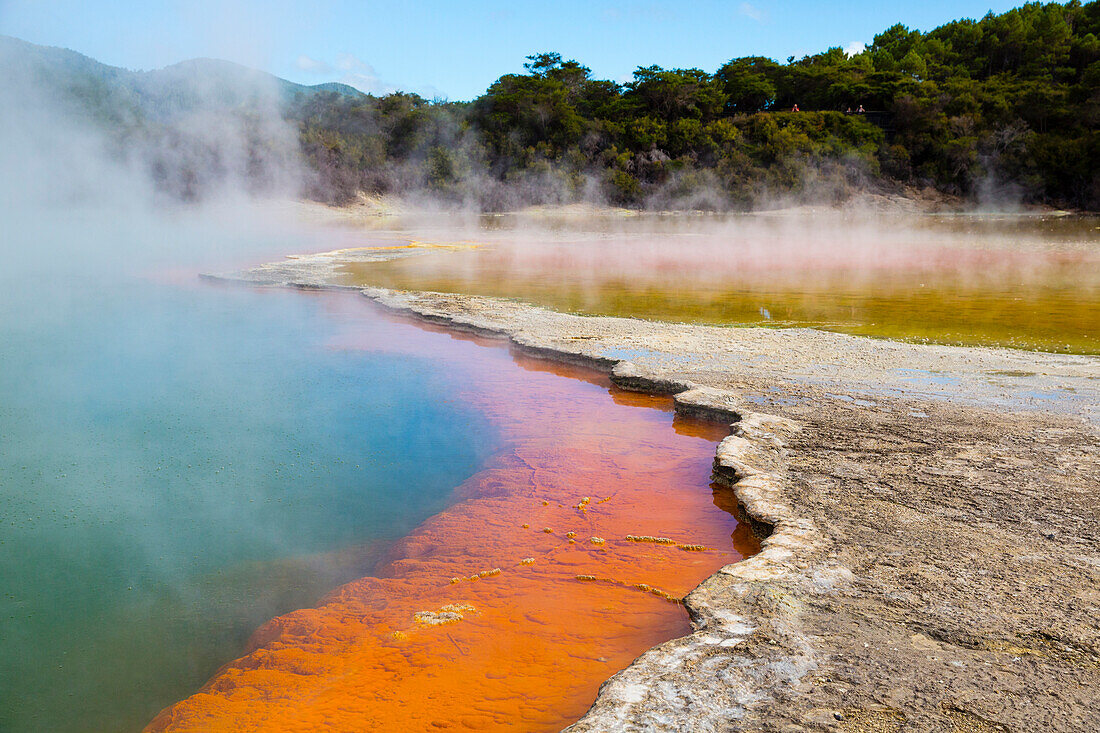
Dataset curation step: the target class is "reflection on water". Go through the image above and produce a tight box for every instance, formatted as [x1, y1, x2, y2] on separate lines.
[338, 213, 1100, 354]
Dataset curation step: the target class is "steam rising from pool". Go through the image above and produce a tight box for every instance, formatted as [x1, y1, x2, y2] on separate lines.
[2, 27, 1097, 732]
[335, 209, 1100, 354]
[0, 50, 497, 733]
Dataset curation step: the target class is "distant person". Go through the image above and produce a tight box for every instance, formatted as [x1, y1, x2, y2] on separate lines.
[791, 103, 800, 112]
[846, 106, 853, 113]
[857, 104, 865, 113]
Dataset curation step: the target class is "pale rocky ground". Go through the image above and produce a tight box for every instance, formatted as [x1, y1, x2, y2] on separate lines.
[208, 243, 1100, 732]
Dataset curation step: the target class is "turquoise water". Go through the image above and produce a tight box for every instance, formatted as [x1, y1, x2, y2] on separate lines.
[0, 207, 499, 732]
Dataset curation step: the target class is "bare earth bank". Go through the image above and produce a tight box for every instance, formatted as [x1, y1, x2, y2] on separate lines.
[207, 245, 1100, 732]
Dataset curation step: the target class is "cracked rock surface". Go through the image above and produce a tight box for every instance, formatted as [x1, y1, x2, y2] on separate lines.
[215, 252, 1100, 732]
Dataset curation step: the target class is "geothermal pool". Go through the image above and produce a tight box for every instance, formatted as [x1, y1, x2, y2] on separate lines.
[0, 271, 494, 730]
[339, 212, 1100, 355]
[0, 206, 753, 732]
[146, 328, 756, 732]
[9, 205, 1090, 732]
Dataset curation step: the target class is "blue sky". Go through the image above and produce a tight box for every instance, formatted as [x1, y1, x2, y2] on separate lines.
[1, 0, 1025, 100]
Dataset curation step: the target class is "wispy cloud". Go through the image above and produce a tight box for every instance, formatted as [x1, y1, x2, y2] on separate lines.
[295, 55, 331, 74]
[333, 53, 399, 95]
[738, 2, 766, 22]
[293, 53, 401, 95]
[844, 40, 867, 57]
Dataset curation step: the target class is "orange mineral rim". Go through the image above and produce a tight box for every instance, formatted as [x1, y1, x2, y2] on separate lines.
[147, 296, 758, 732]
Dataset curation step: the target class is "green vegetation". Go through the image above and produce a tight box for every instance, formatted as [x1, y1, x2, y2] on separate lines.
[296, 1, 1100, 210]
[4, 1, 1098, 209]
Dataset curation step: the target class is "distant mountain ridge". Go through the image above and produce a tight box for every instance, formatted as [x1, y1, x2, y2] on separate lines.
[0, 34, 366, 119]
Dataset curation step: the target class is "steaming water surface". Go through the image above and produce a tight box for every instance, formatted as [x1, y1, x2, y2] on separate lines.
[2, 204, 755, 733]
[338, 213, 1100, 355]
[7, 205, 1094, 732]
[0, 208, 505, 732]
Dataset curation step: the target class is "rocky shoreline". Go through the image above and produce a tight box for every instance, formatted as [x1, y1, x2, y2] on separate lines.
[205, 247, 1100, 732]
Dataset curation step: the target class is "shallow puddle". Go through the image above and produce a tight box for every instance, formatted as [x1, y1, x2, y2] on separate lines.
[146, 300, 755, 732]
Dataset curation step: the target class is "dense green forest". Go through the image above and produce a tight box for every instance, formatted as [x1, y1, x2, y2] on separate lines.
[294, 0, 1100, 210]
[3, 1, 1098, 210]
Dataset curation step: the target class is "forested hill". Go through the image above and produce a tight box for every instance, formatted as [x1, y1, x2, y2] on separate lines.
[299, 0, 1100, 210]
[4, 1, 1099, 210]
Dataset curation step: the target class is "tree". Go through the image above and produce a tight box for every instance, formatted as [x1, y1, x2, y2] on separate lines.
[624, 66, 724, 122]
[715, 57, 778, 112]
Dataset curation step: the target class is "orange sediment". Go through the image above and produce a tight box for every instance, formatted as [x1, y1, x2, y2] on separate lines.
[146, 302, 757, 733]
